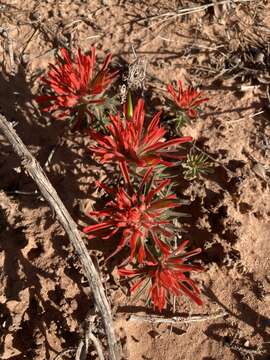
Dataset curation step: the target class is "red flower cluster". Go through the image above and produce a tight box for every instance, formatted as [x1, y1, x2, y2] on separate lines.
[118, 240, 203, 311]
[86, 98, 203, 311]
[83, 168, 180, 263]
[36, 47, 117, 128]
[38, 47, 205, 312]
[90, 99, 192, 181]
[167, 80, 208, 118]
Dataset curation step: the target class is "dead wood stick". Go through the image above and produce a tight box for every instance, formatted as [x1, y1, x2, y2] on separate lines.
[0, 114, 120, 360]
[129, 310, 228, 324]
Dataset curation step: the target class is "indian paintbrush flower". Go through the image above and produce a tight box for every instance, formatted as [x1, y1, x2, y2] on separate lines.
[90, 98, 193, 182]
[118, 240, 203, 311]
[83, 168, 182, 263]
[36, 47, 118, 130]
[167, 80, 208, 119]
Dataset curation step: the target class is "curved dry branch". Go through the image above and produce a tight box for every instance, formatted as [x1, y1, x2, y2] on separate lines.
[0, 114, 120, 360]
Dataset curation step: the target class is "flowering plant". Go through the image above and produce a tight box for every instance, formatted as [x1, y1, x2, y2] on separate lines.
[90, 98, 192, 182]
[39, 47, 206, 312]
[118, 240, 203, 311]
[36, 47, 118, 131]
[83, 168, 182, 263]
[167, 80, 208, 119]
[166, 80, 208, 130]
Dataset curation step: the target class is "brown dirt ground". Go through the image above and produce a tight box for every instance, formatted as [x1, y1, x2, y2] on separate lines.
[0, 1, 270, 359]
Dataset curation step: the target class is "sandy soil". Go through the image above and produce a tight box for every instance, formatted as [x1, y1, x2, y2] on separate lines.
[0, 1, 270, 359]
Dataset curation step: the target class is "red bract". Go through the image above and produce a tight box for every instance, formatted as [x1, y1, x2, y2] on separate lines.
[83, 169, 181, 263]
[36, 47, 118, 128]
[118, 240, 203, 311]
[167, 80, 208, 118]
[90, 99, 192, 177]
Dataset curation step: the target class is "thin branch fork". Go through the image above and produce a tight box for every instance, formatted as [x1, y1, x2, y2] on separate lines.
[75, 314, 105, 360]
[0, 114, 120, 360]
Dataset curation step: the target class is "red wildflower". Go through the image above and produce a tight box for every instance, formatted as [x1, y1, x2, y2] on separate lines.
[90, 99, 192, 178]
[167, 80, 208, 118]
[36, 47, 118, 128]
[83, 168, 181, 263]
[118, 240, 203, 311]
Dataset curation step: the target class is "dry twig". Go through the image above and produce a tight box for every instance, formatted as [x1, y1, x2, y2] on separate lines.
[0, 114, 120, 360]
[129, 0, 255, 26]
[129, 310, 228, 324]
[225, 110, 264, 124]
